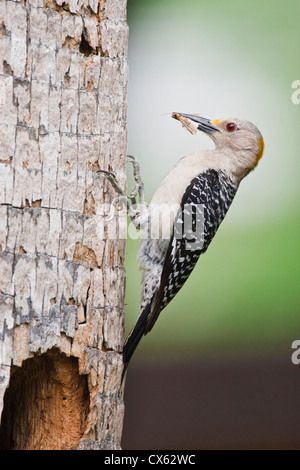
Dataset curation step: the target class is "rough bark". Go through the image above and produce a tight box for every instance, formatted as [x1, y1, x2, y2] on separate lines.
[0, 0, 128, 450]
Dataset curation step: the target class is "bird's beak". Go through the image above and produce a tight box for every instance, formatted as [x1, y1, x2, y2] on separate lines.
[175, 113, 220, 135]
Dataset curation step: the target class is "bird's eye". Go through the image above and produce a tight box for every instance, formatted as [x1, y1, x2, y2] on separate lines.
[226, 122, 236, 132]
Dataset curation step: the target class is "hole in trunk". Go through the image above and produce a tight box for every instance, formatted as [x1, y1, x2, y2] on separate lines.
[0, 348, 90, 450]
[79, 34, 94, 57]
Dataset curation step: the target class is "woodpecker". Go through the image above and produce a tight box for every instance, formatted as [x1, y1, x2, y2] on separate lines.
[101, 113, 264, 376]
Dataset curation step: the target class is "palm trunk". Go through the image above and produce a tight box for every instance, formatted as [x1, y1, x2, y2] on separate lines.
[0, 0, 128, 450]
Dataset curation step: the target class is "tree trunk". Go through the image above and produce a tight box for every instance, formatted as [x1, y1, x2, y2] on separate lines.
[0, 0, 128, 450]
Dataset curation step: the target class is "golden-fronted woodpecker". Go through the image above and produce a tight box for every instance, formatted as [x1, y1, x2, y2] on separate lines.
[100, 113, 264, 376]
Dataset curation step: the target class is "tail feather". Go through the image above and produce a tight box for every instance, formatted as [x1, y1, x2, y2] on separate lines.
[122, 304, 151, 380]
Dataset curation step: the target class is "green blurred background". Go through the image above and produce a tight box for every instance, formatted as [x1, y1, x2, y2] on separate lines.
[124, 0, 300, 363]
[122, 0, 300, 450]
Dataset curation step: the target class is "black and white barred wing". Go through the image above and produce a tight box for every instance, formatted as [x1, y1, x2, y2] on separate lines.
[145, 169, 237, 333]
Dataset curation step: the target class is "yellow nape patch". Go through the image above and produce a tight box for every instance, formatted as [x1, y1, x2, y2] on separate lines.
[254, 138, 264, 166]
[212, 119, 220, 125]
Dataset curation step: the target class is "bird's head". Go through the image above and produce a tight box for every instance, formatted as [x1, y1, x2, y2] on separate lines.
[173, 113, 264, 176]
